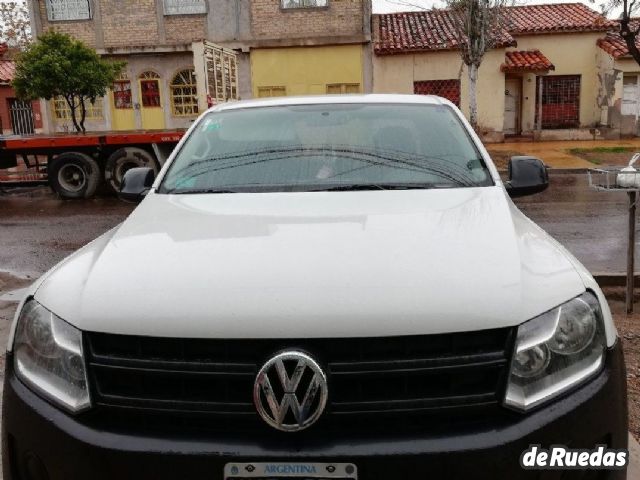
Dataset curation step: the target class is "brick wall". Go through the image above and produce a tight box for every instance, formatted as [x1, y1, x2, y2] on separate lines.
[251, 0, 364, 40]
[37, 1, 97, 47]
[101, 0, 159, 47]
[35, 0, 206, 48]
[164, 14, 207, 44]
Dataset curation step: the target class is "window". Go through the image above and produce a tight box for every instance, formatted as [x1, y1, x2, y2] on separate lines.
[140, 71, 161, 108]
[536, 75, 580, 129]
[52, 97, 103, 120]
[623, 75, 640, 118]
[112, 76, 132, 109]
[171, 69, 199, 117]
[164, 0, 206, 15]
[281, 0, 328, 9]
[326, 83, 361, 94]
[257, 86, 287, 98]
[414, 80, 461, 107]
[46, 0, 91, 21]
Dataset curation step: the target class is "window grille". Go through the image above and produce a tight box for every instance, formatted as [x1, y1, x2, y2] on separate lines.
[326, 83, 361, 94]
[46, 0, 91, 21]
[171, 69, 199, 117]
[535, 75, 581, 129]
[113, 80, 132, 109]
[413, 80, 461, 107]
[139, 71, 161, 108]
[257, 86, 287, 98]
[281, 0, 328, 9]
[52, 96, 103, 120]
[164, 0, 206, 15]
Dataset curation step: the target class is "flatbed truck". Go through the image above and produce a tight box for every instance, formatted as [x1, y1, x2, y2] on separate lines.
[0, 130, 185, 199]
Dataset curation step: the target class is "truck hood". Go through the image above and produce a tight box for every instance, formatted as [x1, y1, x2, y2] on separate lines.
[34, 187, 586, 338]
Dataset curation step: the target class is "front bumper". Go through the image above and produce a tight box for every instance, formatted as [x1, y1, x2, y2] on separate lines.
[2, 342, 628, 480]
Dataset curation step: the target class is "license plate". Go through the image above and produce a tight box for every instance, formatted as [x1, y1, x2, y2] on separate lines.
[224, 462, 357, 479]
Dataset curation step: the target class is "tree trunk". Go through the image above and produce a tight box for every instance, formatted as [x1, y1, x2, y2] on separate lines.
[468, 63, 479, 131]
[80, 99, 87, 133]
[65, 95, 82, 133]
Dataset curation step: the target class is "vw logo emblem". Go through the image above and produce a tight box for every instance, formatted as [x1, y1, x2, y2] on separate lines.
[253, 351, 328, 432]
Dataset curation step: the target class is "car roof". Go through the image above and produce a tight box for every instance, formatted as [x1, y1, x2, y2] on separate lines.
[209, 94, 449, 113]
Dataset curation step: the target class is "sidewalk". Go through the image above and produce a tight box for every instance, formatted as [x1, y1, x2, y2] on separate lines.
[487, 138, 640, 170]
[630, 433, 640, 479]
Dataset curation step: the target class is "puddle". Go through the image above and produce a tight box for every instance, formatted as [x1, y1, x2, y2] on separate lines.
[0, 288, 28, 302]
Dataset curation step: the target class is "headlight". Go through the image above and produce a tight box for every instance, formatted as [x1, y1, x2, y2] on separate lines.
[504, 292, 606, 411]
[13, 300, 90, 412]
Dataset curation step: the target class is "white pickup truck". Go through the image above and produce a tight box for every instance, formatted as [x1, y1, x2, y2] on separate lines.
[3, 95, 627, 480]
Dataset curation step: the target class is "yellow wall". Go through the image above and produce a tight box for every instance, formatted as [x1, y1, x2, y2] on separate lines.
[250, 45, 365, 97]
[372, 49, 506, 133]
[511, 32, 604, 131]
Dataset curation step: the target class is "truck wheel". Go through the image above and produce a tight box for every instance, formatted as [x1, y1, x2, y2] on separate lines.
[48, 152, 100, 199]
[105, 147, 159, 192]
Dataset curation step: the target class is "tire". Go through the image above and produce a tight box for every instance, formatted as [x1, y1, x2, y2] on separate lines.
[104, 147, 159, 193]
[48, 152, 100, 199]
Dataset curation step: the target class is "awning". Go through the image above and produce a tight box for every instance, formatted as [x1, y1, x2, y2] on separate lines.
[501, 50, 555, 74]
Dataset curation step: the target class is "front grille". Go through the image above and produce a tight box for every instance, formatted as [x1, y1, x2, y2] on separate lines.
[84, 328, 515, 434]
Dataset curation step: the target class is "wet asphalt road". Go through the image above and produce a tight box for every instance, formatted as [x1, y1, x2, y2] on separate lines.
[0, 187, 135, 279]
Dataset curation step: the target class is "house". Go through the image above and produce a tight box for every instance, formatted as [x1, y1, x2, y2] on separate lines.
[246, 0, 372, 97]
[0, 43, 42, 135]
[27, 0, 214, 132]
[26, 0, 372, 133]
[597, 20, 640, 136]
[372, 3, 617, 142]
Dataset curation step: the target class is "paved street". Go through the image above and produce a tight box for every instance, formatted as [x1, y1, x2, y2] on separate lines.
[516, 172, 635, 274]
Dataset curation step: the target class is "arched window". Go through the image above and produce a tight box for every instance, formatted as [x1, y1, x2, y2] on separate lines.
[170, 69, 199, 117]
[139, 71, 161, 108]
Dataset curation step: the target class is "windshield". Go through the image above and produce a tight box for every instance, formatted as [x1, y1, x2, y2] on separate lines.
[159, 103, 494, 194]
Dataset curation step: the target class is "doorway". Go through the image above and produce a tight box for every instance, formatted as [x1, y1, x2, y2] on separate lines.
[504, 77, 522, 135]
[139, 71, 165, 130]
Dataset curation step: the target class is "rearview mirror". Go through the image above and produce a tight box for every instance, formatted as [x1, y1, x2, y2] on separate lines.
[118, 167, 155, 203]
[506, 156, 549, 198]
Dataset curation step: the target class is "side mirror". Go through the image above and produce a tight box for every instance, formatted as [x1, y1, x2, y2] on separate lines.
[506, 156, 549, 198]
[118, 167, 155, 203]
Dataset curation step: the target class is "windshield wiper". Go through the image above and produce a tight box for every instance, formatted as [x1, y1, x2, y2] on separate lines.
[309, 183, 453, 192]
[165, 188, 238, 194]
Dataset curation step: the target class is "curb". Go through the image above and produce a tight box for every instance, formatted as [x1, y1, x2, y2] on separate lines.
[593, 274, 640, 287]
[497, 168, 589, 175]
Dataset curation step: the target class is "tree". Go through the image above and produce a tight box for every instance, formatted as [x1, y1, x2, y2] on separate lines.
[12, 31, 125, 133]
[0, 1, 31, 49]
[389, 0, 511, 131]
[599, 0, 640, 66]
[445, 0, 510, 130]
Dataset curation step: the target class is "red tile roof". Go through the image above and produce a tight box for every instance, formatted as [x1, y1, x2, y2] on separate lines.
[501, 50, 555, 73]
[374, 3, 615, 55]
[374, 10, 516, 55]
[597, 20, 640, 58]
[505, 3, 615, 35]
[0, 43, 15, 84]
[0, 60, 15, 84]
